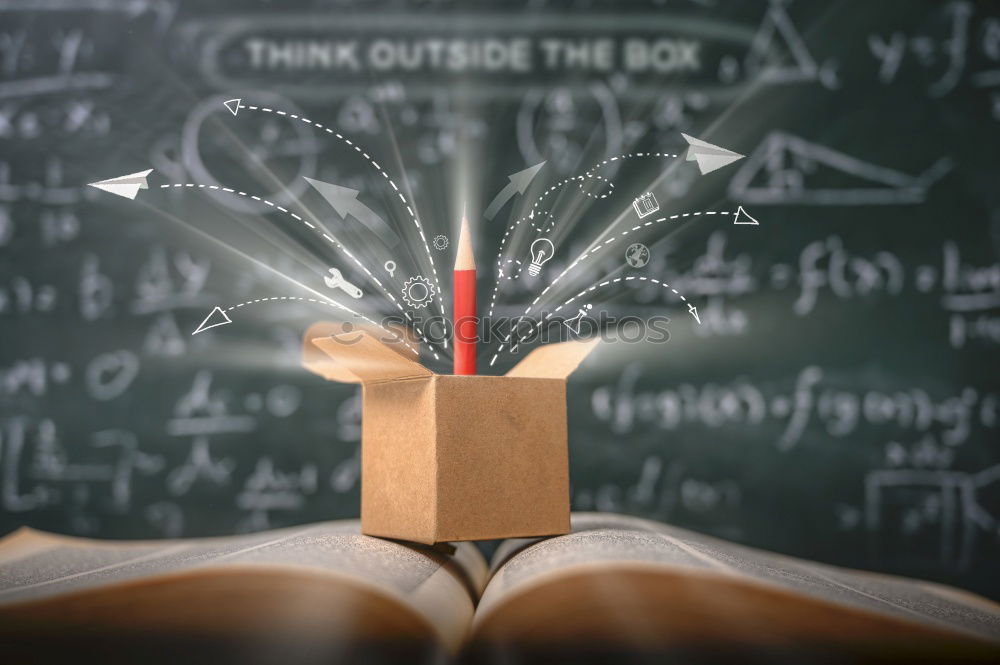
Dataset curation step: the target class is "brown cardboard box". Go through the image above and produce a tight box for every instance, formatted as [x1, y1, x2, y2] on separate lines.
[302, 323, 600, 544]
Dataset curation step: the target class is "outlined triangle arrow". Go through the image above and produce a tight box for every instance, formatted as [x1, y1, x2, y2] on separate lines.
[192, 307, 232, 335]
[733, 206, 759, 225]
[224, 98, 242, 116]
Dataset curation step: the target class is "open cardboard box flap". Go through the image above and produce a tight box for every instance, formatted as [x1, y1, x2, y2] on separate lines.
[504, 337, 601, 380]
[304, 324, 600, 383]
[303, 322, 421, 384]
[310, 332, 432, 383]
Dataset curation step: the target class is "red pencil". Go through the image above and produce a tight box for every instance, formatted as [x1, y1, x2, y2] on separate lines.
[453, 214, 477, 375]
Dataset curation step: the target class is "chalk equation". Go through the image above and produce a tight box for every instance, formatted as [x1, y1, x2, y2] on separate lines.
[0, 0, 997, 597]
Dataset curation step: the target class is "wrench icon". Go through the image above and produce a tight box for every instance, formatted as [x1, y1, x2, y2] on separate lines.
[324, 268, 363, 299]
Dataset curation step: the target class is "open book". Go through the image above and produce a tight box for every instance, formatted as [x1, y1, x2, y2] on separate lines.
[2, 513, 998, 664]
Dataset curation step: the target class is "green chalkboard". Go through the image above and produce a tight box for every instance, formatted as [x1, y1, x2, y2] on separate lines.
[1, 0, 998, 600]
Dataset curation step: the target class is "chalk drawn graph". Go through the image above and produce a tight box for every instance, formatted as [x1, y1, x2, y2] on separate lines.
[728, 131, 953, 205]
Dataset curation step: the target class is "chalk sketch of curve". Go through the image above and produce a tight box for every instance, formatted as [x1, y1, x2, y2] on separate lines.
[727, 131, 953, 206]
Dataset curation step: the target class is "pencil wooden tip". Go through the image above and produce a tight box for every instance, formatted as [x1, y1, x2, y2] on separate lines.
[455, 214, 475, 270]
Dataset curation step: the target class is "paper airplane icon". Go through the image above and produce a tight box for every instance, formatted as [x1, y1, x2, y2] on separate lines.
[682, 134, 745, 175]
[192, 306, 232, 335]
[87, 169, 153, 200]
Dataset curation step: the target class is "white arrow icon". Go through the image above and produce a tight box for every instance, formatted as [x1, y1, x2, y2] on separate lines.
[483, 161, 546, 220]
[688, 303, 701, 325]
[224, 98, 243, 116]
[733, 205, 759, 225]
[87, 169, 153, 200]
[192, 307, 232, 335]
[304, 177, 400, 247]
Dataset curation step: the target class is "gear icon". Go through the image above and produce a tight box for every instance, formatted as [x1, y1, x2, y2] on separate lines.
[433, 234, 449, 251]
[402, 276, 435, 309]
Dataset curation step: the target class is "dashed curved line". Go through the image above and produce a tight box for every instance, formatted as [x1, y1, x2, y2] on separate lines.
[573, 171, 615, 199]
[491, 212, 554, 286]
[223, 297, 420, 357]
[490, 276, 691, 366]
[490, 207, 729, 367]
[497, 258, 524, 281]
[487, 209, 554, 312]
[527, 210, 730, 313]
[160, 182, 439, 360]
[554, 276, 686, 310]
[492, 207, 731, 365]
[239, 103, 447, 326]
[487, 151, 678, 317]
[530, 211, 558, 234]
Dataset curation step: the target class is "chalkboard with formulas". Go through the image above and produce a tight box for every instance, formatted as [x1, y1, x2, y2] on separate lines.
[1, 0, 999, 600]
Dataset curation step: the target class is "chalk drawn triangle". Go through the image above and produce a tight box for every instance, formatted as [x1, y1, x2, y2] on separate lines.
[224, 98, 242, 116]
[727, 131, 948, 206]
[192, 307, 232, 335]
[733, 206, 759, 225]
[744, 3, 819, 83]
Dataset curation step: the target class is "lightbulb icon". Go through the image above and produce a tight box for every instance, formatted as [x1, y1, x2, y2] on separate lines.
[527, 238, 555, 277]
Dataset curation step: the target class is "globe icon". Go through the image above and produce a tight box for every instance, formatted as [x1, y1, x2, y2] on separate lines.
[625, 243, 650, 268]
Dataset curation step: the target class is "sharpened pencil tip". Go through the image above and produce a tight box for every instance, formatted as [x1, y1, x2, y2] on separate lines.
[455, 211, 475, 270]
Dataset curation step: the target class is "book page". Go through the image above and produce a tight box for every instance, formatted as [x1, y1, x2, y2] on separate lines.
[476, 513, 1000, 641]
[0, 520, 487, 651]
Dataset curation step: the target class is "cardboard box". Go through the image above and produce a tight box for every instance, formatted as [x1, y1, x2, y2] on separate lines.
[303, 323, 599, 544]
